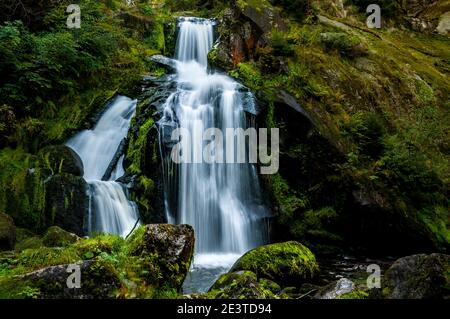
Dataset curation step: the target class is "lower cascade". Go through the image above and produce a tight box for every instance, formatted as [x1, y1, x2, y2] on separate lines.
[67, 96, 140, 238]
[158, 17, 270, 292]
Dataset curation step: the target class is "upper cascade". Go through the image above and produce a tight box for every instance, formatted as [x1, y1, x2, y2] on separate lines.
[175, 17, 215, 67]
[159, 17, 269, 270]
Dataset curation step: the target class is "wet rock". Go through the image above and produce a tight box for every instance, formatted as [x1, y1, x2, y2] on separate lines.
[126, 75, 178, 223]
[38, 145, 84, 177]
[102, 137, 128, 181]
[314, 278, 355, 299]
[127, 224, 195, 290]
[209, 270, 275, 299]
[44, 173, 88, 236]
[0, 212, 16, 251]
[19, 260, 121, 299]
[383, 253, 450, 299]
[42, 226, 80, 247]
[231, 241, 319, 286]
[149, 55, 178, 71]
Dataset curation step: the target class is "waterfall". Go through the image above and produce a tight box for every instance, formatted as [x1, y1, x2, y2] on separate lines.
[159, 17, 269, 285]
[66, 96, 140, 238]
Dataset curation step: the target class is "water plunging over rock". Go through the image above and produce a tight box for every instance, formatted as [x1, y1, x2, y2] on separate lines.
[67, 96, 140, 237]
[157, 17, 270, 292]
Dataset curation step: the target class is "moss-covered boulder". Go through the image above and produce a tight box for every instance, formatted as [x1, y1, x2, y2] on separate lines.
[0, 212, 16, 251]
[126, 224, 195, 290]
[125, 76, 176, 223]
[383, 253, 450, 299]
[43, 173, 88, 236]
[38, 145, 84, 177]
[42, 226, 80, 247]
[231, 241, 319, 286]
[208, 270, 275, 299]
[16, 260, 121, 299]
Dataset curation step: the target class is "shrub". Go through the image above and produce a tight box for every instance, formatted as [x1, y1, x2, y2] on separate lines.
[320, 32, 367, 58]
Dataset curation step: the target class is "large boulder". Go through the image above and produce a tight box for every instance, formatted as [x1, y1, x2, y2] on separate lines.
[43, 173, 88, 236]
[231, 241, 319, 286]
[0, 212, 16, 251]
[208, 270, 275, 299]
[38, 145, 84, 177]
[42, 226, 80, 247]
[126, 224, 195, 290]
[18, 260, 121, 299]
[383, 253, 450, 299]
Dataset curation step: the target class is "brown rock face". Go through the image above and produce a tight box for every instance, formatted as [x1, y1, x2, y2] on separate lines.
[211, 0, 287, 68]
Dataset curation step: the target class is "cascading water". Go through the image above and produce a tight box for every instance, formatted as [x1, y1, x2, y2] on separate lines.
[67, 96, 140, 238]
[158, 17, 270, 292]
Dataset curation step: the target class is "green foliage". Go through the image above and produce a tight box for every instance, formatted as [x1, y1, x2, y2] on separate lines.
[17, 247, 80, 269]
[381, 135, 445, 207]
[270, 174, 307, 220]
[0, 228, 187, 298]
[320, 32, 367, 58]
[339, 289, 369, 299]
[0, 0, 161, 151]
[290, 207, 342, 243]
[342, 112, 386, 159]
[230, 63, 263, 90]
[270, 30, 295, 56]
[269, 0, 310, 21]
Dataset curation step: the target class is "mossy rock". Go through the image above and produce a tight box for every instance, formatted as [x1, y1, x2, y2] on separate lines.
[259, 278, 281, 294]
[208, 270, 275, 299]
[15, 260, 121, 299]
[15, 236, 44, 252]
[37, 145, 84, 177]
[42, 226, 80, 247]
[43, 173, 88, 236]
[126, 224, 195, 290]
[383, 253, 450, 299]
[0, 212, 16, 251]
[231, 241, 319, 286]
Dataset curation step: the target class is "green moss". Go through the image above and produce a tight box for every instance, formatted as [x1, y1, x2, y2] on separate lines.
[269, 174, 307, 222]
[232, 241, 319, 285]
[338, 289, 369, 299]
[229, 63, 263, 90]
[74, 233, 124, 258]
[126, 118, 155, 174]
[259, 278, 281, 294]
[208, 270, 276, 299]
[42, 226, 79, 247]
[0, 227, 187, 298]
[17, 247, 81, 269]
[320, 32, 367, 58]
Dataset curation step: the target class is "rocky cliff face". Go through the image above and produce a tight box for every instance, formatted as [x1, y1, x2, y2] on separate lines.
[207, 0, 450, 255]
